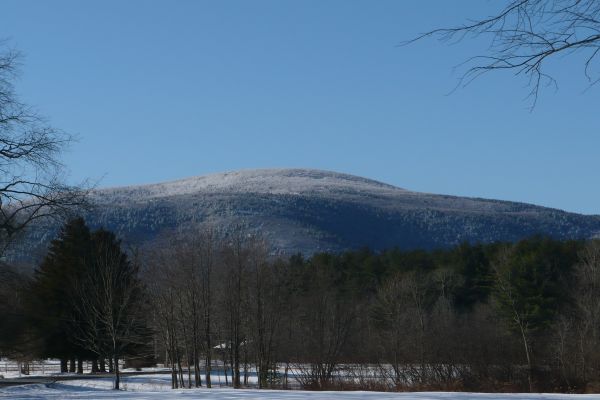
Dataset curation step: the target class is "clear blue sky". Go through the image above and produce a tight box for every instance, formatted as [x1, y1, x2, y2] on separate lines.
[2, 1, 598, 214]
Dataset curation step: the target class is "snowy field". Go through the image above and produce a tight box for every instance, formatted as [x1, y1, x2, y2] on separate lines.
[2, 374, 600, 400]
[3, 380, 600, 400]
[3, 363, 600, 400]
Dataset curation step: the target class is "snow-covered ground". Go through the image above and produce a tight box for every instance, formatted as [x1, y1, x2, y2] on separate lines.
[3, 372, 600, 400]
[3, 363, 600, 400]
[3, 380, 600, 400]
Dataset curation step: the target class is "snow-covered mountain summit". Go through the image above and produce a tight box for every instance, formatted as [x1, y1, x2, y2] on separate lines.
[94, 168, 405, 204]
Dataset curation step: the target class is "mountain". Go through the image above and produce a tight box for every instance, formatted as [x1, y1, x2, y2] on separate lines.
[14, 168, 600, 261]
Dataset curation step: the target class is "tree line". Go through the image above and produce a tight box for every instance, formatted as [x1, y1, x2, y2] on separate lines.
[1, 217, 600, 392]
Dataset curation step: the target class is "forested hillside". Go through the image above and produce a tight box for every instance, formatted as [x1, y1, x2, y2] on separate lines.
[9, 169, 600, 264]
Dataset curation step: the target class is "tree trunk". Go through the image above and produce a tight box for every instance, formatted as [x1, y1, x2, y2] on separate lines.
[187, 357, 192, 389]
[77, 358, 83, 374]
[69, 358, 75, 373]
[194, 348, 201, 388]
[100, 358, 106, 373]
[204, 265, 213, 389]
[170, 350, 177, 389]
[60, 359, 68, 373]
[113, 354, 120, 390]
[92, 359, 99, 373]
[243, 346, 248, 386]
[519, 323, 534, 393]
[192, 311, 201, 388]
[233, 342, 241, 388]
[205, 352, 212, 388]
[224, 355, 229, 386]
[177, 355, 184, 388]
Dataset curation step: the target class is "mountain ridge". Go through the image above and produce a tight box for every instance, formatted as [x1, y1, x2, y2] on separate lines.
[93, 168, 591, 215]
[13, 168, 600, 262]
[92, 168, 404, 203]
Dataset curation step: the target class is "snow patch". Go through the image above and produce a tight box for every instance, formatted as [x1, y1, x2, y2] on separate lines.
[93, 168, 406, 204]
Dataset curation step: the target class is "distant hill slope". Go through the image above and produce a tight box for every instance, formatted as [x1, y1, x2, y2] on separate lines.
[13, 168, 600, 261]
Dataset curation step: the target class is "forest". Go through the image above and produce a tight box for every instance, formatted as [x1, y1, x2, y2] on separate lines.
[1, 217, 599, 393]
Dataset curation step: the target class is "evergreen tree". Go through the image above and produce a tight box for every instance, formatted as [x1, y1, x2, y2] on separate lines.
[28, 217, 93, 371]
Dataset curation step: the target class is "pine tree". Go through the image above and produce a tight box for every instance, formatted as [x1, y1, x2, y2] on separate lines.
[28, 217, 93, 371]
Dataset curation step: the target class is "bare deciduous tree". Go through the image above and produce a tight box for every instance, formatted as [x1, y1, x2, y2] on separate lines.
[218, 227, 251, 389]
[196, 227, 217, 388]
[0, 43, 88, 253]
[144, 226, 220, 390]
[294, 258, 356, 390]
[573, 240, 600, 381]
[409, 1, 600, 106]
[554, 240, 600, 386]
[74, 230, 148, 390]
[246, 240, 287, 388]
[145, 238, 189, 389]
[491, 245, 535, 393]
[0, 263, 30, 357]
[371, 271, 432, 388]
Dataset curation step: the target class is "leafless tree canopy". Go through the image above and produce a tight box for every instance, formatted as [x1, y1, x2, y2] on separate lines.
[410, 0, 600, 105]
[0, 43, 88, 251]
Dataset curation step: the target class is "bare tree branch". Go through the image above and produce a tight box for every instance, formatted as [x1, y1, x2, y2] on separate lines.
[406, 0, 600, 108]
[0, 42, 89, 253]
